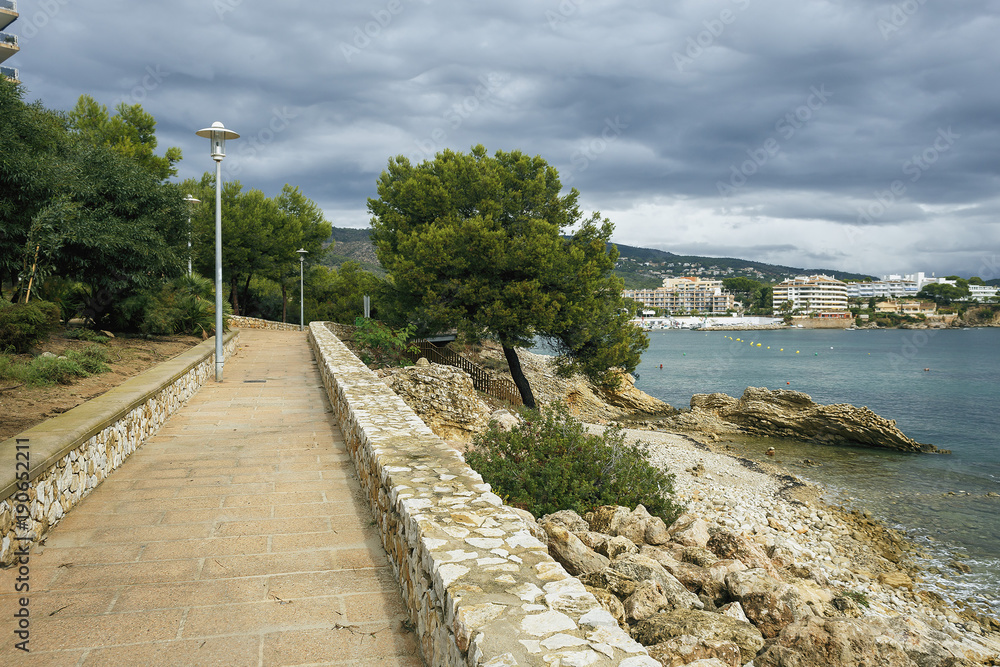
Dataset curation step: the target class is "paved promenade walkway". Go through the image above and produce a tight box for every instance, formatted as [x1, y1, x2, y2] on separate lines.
[1, 329, 422, 666]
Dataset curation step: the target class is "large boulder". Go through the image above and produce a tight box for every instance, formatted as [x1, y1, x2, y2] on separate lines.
[585, 586, 627, 629]
[645, 635, 742, 667]
[724, 569, 798, 638]
[669, 514, 712, 548]
[707, 530, 780, 579]
[608, 553, 704, 611]
[384, 363, 491, 441]
[689, 386, 943, 453]
[632, 609, 765, 665]
[754, 616, 914, 667]
[624, 581, 671, 623]
[540, 522, 609, 576]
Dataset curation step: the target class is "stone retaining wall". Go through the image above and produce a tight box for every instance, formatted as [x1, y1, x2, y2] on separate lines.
[229, 315, 302, 331]
[0, 333, 240, 567]
[308, 322, 659, 667]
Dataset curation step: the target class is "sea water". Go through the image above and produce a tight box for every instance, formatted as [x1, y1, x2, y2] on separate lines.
[630, 328, 1000, 612]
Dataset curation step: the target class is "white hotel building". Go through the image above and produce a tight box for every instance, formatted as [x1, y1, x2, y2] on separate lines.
[623, 277, 735, 314]
[773, 275, 849, 316]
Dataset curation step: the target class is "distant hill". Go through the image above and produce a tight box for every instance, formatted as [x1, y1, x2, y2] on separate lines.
[611, 242, 875, 288]
[324, 226, 876, 286]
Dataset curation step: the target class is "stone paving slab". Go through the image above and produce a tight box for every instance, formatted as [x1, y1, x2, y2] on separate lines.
[0, 329, 423, 666]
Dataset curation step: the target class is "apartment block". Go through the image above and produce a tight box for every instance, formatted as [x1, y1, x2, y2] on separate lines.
[623, 277, 735, 314]
[774, 275, 848, 314]
[1, 0, 18, 83]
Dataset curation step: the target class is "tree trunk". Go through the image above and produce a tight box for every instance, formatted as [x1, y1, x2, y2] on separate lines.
[281, 283, 287, 323]
[242, 274, 253, 316]
[231, 275, 240, 316]
[502, 344, 536, 409]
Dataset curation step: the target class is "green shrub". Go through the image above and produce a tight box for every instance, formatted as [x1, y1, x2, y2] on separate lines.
[352, 318, 417, 367]
[66, 345, 111, 374]
[27, 354, 87, 385]
[0, 300, 61, 353]
[465, 402, 684, 523]
[65, 328, 110, 344]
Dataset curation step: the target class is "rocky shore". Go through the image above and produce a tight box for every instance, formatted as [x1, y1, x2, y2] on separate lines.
[375, 347, 1000, 665]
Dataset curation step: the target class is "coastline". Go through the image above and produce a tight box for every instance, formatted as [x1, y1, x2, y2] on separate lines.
[593, 423, 1000, 655]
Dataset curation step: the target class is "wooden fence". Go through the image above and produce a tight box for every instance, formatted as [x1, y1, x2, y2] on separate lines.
[409, 341, 523, 407]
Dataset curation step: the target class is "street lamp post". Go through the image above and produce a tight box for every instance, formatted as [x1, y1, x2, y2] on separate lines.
[182, 194, 200, 276]
[297, 248, 308, 331]
[195, 121, 239, 382]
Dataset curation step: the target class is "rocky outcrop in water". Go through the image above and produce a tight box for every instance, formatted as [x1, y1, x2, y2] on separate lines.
[677, 387, 945, 453]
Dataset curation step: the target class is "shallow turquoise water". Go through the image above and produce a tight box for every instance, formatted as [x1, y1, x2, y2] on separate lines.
[631, 328, 999, 609]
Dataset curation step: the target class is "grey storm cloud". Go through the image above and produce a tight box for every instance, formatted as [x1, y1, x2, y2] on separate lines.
[10, 0, 1000, 275]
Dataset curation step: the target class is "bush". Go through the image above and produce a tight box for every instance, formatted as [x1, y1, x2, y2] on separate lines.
[0, 300, 61, 353]
[66, 345, 111, 374]
[465, 402, 684, 524]
[112, 274, 230, 337]
[65, 328, 110, 344]
[28, 354, 87, 385]
[352, 318, 417, 367]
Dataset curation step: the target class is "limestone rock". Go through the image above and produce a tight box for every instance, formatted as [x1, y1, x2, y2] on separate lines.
[645, 635, 742, 667]
[669, 514, 712, 548]
[608, 553, 703, 611]
[724, 569, 797, 638]
[624, 581, 670, 623]
[578, 568, 641, 600]
[586, 585, 627, 629]
[541, 522, 609, 576]
[540, 509, 590, 533]
[688, 386, 943, 453]
[597, 535, 640, 560]
[707, 530, 780, 579]
[632, 609, 765, 665]
[754, 616, 914, 667]
[384, 363, 490, 441]
[586, 505, 632, 536]
[488, 408, 521, 431]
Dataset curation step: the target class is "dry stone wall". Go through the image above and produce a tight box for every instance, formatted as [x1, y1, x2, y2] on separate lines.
[308, 322, 660, 667]
[229, 315, 302, 331]
[0, 333, 239, 567]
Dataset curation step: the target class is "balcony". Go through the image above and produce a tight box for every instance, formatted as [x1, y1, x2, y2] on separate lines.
[0, 31, 16, 65]
[0, 1, 15, 32]
[1, 65, 17, 82]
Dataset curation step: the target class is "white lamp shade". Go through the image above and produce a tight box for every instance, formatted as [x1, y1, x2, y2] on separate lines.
[196, 121, 240, 162]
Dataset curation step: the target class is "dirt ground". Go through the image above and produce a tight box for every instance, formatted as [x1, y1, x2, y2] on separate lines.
[0, 331, 203, 441]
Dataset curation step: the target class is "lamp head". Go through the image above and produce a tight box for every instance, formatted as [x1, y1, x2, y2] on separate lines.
[196, 121, 240, 162]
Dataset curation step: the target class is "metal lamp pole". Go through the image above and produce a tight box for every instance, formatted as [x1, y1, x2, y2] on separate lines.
[182, 194, 200, 276]
[297, 248, 308, 331]
[195, 122, 239, 381]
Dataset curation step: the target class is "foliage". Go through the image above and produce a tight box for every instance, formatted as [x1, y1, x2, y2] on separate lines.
[465, 402, 684, 523]
[0, 300, 61, 353]
[352, 318, 417, 367]
[368, 145, 647, 406]
[841, 590, 870, 608]
[68, 94, 182, 180]
[305, 262, 383, 324]
[917, 282, 971, 304]
[64, 327, 110, 344]
[0, 344, 110, 386]
[182, 177, 332, 317]
[117, 274, 230, 337]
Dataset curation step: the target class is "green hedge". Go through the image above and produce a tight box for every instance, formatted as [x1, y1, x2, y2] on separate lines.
[0, 300, 61, 353]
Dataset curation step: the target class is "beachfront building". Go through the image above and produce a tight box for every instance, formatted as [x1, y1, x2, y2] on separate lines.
[774, 275, 849, 315]
[875, 300, 937, 316]
[623, 277, 735, 314]
[0, 0, 18, 83]
[969, 284, 999, 301]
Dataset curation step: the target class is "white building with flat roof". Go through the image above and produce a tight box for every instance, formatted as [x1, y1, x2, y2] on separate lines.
[623, 277, 735, 314]
[774, 275, 849, 314]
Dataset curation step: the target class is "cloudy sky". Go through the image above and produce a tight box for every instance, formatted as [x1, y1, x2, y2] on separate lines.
[10, 0, 1000, 277]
